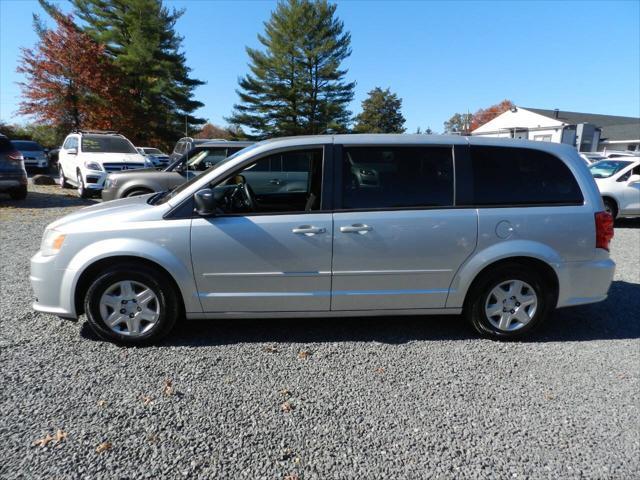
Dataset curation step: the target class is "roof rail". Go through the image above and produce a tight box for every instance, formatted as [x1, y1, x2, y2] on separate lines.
[71, 129, 121, 135]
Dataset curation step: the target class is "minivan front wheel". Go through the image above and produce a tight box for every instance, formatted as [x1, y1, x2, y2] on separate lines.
[84, 264, 179, 344]
[465, 265, 553, 339]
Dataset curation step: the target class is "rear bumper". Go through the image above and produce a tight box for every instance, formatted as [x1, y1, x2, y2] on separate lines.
[556, 256, 615, 308]
[0, 173, 28, 191]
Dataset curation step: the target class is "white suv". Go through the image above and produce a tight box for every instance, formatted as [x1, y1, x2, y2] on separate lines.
[58, 131, 150, 197]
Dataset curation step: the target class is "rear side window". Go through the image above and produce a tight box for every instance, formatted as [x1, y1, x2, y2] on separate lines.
[341, 147, 454, 209]
[465, 146, 583, 206]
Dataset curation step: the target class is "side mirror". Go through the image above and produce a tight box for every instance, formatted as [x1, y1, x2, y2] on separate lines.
[67, 148, 77, 155]
[194, 188, 216, 216]
[628, 174, 640, 184]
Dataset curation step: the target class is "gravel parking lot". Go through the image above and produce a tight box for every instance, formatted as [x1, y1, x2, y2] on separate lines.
[1, 183, 639, 479]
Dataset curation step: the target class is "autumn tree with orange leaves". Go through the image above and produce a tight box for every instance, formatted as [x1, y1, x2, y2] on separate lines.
[17, 12, 129, 135]
[470, 99, 515, 131]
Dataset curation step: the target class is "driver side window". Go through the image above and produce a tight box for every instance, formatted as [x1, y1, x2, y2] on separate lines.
[213, 149, 323, 215]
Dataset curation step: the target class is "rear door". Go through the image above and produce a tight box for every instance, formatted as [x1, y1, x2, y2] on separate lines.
[331, 145, 478, 311]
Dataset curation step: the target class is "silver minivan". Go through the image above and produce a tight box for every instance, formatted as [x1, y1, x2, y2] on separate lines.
[31, 135, 615, 344]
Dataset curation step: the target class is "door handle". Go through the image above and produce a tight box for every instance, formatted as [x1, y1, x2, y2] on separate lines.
[292, 225, 326, 236]
[269, 179, 282, 185]
[340, 224, 373, 234]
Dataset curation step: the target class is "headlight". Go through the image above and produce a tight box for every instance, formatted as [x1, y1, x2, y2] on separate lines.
[41, 229, 66, 256]
[84, 160, 103, 171]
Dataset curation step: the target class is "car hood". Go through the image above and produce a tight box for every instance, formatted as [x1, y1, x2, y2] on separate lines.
[108, 166, 164, 176]
[47, 194, 164, 233]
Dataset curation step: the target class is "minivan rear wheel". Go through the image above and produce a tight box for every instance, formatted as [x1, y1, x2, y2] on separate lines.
[84, 264, 179, 345]
[465, 264, 553, 339]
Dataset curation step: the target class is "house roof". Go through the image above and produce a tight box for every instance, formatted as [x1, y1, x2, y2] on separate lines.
[524, 108, 640, 141]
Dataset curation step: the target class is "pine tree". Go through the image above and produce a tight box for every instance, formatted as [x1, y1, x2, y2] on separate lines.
[353, 87, 406, 133]
[65, 0, 205, 146]
[227, 0, 355, 138]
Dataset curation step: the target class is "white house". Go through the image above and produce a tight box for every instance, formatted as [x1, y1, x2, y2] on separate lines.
[472, 106, 640, 153]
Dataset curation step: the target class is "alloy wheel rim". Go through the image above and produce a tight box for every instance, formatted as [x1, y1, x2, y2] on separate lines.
[99, 280, 160, 337]
[484, 279, 538, 332]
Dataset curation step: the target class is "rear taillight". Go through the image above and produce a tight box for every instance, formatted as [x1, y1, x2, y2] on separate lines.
[595, 211, 614, 251]
[7, 150, 23, 162]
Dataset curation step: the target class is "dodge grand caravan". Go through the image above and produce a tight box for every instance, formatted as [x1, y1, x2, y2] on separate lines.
[31, 135, 615, 344]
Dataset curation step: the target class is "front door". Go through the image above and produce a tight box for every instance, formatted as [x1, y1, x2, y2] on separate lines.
[331, 145, 477, 311]
[191, 147, 332, 312]
[623, 164, 640, 214]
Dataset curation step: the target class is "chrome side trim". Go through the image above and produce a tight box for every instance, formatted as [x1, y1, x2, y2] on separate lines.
[332, 288, 449, 296]
[198, 291, 330, 297]
[332, 269, 452, 276]
[202, 271, 331, 277]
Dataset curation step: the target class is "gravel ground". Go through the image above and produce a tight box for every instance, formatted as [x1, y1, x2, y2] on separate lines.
[1, 183, 639, 479]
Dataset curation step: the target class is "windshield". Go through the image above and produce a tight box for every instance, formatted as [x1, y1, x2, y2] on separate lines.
[82, 135, 137, 154]
[144, 148, 164, 155]
[152, 143, 261, 205]
[589, 160, 632, 179]
[12, 141, 43, 151]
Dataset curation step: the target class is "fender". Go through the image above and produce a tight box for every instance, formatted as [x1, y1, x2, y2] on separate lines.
[446, 239, 563, 308]
[60, 237, 202, 317]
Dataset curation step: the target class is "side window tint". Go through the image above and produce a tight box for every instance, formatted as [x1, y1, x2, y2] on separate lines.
[66, 137, 78, 150]
[341, 147, 454, 209]
[468, 147, 583, 205]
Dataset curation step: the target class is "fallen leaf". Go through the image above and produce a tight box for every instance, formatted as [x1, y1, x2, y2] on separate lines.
[616, 372, 628, 380]
[142, 395, 153, 406]
[297, 350, 312, 359]
[97, 399, 107, 407]
[280, 388, 292, 397]
[263, 345, 279, 353]
[33, 434, 54, 448]
[375, 367, 385, 374]
[147, 433, 159, 444]
[163, 379, 174, 396]
[96, 441, 112, 454]
[544, 392, 555, 400]
[284, 474, 300, 480]
[281, 401, 295, 413]
[54, 429, 67, 442]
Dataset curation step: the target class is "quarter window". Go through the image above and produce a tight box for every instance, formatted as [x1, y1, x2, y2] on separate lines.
[466, 146, 583, 206]
[63, 137, 78, 150]
[340, 147, 454, 209]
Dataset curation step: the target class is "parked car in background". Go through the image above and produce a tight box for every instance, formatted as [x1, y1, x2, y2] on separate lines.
[136, 147, 170, 167]
[0, 134, 28, 200]
[33, 135, 614, 345]
[12, 140, 48, 171]
[580, 152, 606, 164]
[169, 137, 229, 161]
[590, 158, 640, 219]
[102, 141, 253, 201]
[47, 148, 60, 168]
[58, 131, 151, 198]
[603, 150, 640, 159]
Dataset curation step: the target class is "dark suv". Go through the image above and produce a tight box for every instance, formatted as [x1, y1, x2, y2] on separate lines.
[0, 135, 28, 200]
[102, 141, 253, 201]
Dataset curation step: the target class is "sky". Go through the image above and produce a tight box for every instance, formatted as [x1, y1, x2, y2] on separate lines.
[1, 0, 639, 134]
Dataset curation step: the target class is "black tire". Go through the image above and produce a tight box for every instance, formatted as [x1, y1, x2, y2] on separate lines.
[84, 263, 180, 345]
[125, 188, 153, 198]
[77, 170, 90, 198]
[603, 198, 618, 220]
[58, 165, 70, 188]
[464, 263, 555, 340]
[9, 186, 27, 200]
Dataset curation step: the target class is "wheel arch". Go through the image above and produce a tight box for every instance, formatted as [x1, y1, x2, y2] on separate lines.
[446, 241, 562, 309]
[74, 255, 186, 317]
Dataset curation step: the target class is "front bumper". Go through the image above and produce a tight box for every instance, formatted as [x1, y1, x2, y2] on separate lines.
[556, 255, 615, 308]
[23, 158, 49, 168]
[30, 251, 76, 318]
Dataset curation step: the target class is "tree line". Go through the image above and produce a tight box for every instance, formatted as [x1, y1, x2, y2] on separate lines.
[12, 0, 511, 149]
